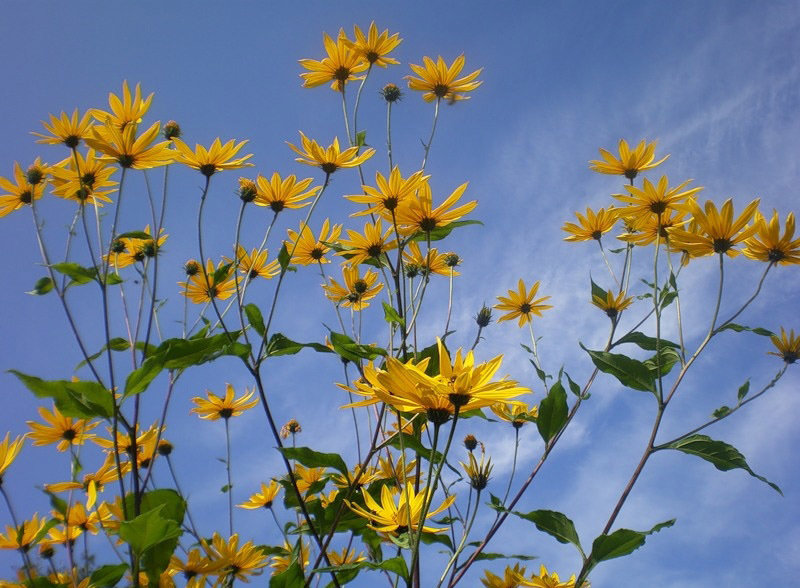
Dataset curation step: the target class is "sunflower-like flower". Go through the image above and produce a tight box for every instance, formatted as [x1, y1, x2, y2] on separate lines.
[481, 563, 530, 588]
[179, 259, 237, 304]
[33, 109, 94, 148]
[50, 149, 117, 206]
[394, 181, 477, 236]
[106, 225, 168, 269]
[207, 533, 269, 583]
[0, 162, 45, 217]
[169, 548, 220, 587]
[0, 433, 24, 481]
[47, 452, 131, 509]
[288, 132, 375, 174]
[460, 447, 493, 490]
[346, 167, 428, 218]
[337, 218, 397, 265]
[742, 210, 800, 265]
[86, 120, 176, 169]
[403, 241, 455, 277]
[0, 514, 46, 551]
[490, 402, 538, 429]
[667, 198, 761, 259]
[254, 172, 318, 213]
[57, 502, 102, 535]
[406, 55, 483, 102]
[172, 138, 253, 177]
[591, 290, 633, 320]
[269, 540, 310, 576]
[343, 22, 401, 67]
[90, 81, 154, 130]
[238, 481, 281, 510]
[347, 484, 456, 535]
[192, 383, 258, 420]
[495, 279, 553, 327]
[26, 405, 97, 452]
[285, 219, 342, 265]
[323, 265, 383, 310]
[617, 207, 690, 247]
[517, 564, 588, 588]
[562, 207, 618, 242]
[328, 547, 366, 566]
[589, 139, 669, 180]
[299, 30, 369, 91]
[768, 328, 799, 364]
[225, 245, 280, 281]
[613, 176, 703, 224]
[293, 463, 327, 498]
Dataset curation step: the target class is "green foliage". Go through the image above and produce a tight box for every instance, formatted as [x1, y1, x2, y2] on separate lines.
[382, 302, 405, 327]
[244, 303, 266, 336]
[581, 345, 656, 394]
[265, 333, 331, 356]
[29, 276, 54, 295]
[717, 323, 774, 337]
[536, 381, 568, 443]
[511, 509, 584, 557]
[328, 331, 386, 362]
[10, 371, 113, 419]
[409, 219, 483, 242]
[614, 331, 680, 351]
[587, 519, 675, 567]
[89, 564, 129, 587]
[278, 446, 349, 476]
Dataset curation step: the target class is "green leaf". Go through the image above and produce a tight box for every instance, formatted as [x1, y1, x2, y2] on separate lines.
[614, 331, 680, 351]
[589, 519, 675, 564]
[536, 382, 568, 443]
[244, 303, 266, 337]
[590, 278, 607, 302]
[278, 243, 291, 272]
[118, 505, 181, 556]
[712, 406, 731, 418]
[409, 220, 483, 243]
[51, 262, 97, 284]
[382, 302, 405, 328]
[43, 490, 67, 517]
[90, 564, 128, 587]
[470, 550, 537, 562]
[329, 331, 386, 362]
[270, 560, 305, 587]
[9, 371, 113, 419]
[659, 290, 678, 309]
[717, 323, 775, 337]
[383, 432, 444, 464]
[265, 333, 332, 357]
[581, 345, 656, 393]
[564, 371, 582, 397]
[314, 556, 409, 582]
[156, 332, 244, 369]
[29, 276, 54, 295]
[737, 380, 750, 404]
[643, 346, 681, 378]
[511, 509, 583, 556]
[212, 262, 233, 284]
[116, 231, 153, 240]
[278, 446, 348, 476]
[124, 354, 165, 397]
[105, 273, 124, 286]
[355, 130, 367, 147]
[414, 342, 441, 377]
[665, 434, 782, 494]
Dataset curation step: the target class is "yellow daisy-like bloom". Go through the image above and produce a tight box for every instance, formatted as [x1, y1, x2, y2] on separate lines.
[299, 30, 369, 91]
[337, 218, 397, 265]
[562, 207, 619, 242]
[406, 55, 483, 102]
[460, 449, 493, 491]
[172, 138, 253, 177]
[47, 452, 131, 509]
[490, 402, 538, 429]
[346, 167, 428, 218]
[0, 433, 24, 479]
[179, 258, 237, 304]
[288, 132, 375, 174]
[285, 219, 343, 265]
[33, 109, 94, 148]
[742, 210, 800, 265]
[0, 513, 46, 551]
[207, 533, 268, 583]
[589, 139, 669, 180]
[254, 172, 318, 213]
[591, 290, 634, 319]
[57, 502, 102, 535]
[86, 120, 176, 169]
[106, 225, 168, 269]
[0, 162, 45, 218]
[323, 264, 384, 310]
[50, 149, 117, 206]
[238, 481, 281, 509]
[495, 279, 553, 327]
[344, 22, 401, 67]
[169, 548, 220, 587]
[328, 547, 367, 566]
[403, 241, 456, 277]
[481, 563, 529, 588]
[613, 176, 703, 224]
[225, 245, 280, 281]
[293, 463, 328, 498]
[26, 405, 97, 452]
[517, 564, 587, 588]
[394, 181, 478, 236]
[47, 523, 83, 547]
[269, 540, 310, 576]
[90, 81, 154, 130]
[347, 484, 456, 535]
[768, 328, 800, 364]
[667, 198, 761, 259]
[617, 207, 690, 248]
[191, 383, 258, 420]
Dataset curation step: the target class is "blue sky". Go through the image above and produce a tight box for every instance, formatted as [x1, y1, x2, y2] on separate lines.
[0, 1, 799, 586]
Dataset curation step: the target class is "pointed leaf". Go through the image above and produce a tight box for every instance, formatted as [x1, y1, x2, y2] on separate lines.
[90, 564, 128, 587]
[590, 519, 675, 563]
[717, 323, 774, 337]
[511, 509, 583, 556]
[382, 302, 405, 327]
[737, 380, 750, 404]
[278, 446, 348, 476]
[614, 331, 680, 351]
[244, 303, 266, 337]
[29, 276, 54, 295]
[581, 345, 656, 393]
[536, 381, 568, 443]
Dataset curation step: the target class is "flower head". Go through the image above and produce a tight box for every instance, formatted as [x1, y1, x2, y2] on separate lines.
[192, 383, 258, 420]
[207, 533, 268, 582]
[269, 540, 310, 576]
[742, 210, 800, 265]
[288, 132, 375, 174]
[26, 405, 97, 452]
[86, 120, 175, 169]
[106, 225, 168, 269]
[0, 162, 45, 217]
[0, 433, 25, 480]
[323, 265, 383, 310]
[225, 245, 279, 281]
[169, 548, 220, 587]
[0, 514, 45, 551]
[344, 22, 402, 67]
[280, 419, 302, 439]
[460, 447, 493, 490]
[589, 139, 669, 179]
[481, 563, 529, 588]
[33, 109, 93, 148]
[252, 172, 318, 213]
[346, 167, 428, 218]
[768, 328, 800, 364]
[403, 241, 456, 277]
[517, 564, 587, 588]
[591, 289, 633, 320]
[179, 258, 236, 304]
[337, 218, 397, 265]
[406, 55, 483, 102]
[562, 207, 618, 242]
[172, 138, 253, 177]
[491, 402, 538, 429]
[299, 30, 369, 91]
[495, 279, 553, 327]
[395, 180, 477, 236]
[285, 219, 342, 265]
[347, 484, 456, 535]
[90, 81, 154, 130]
[238, 481, 281, 509]
[50, 149, 117, 206]
[667, 198, 761, 259]
[613, 176, 702, 224]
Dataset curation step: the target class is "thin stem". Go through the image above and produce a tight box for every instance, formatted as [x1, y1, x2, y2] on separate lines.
[166, 455, 202, 541]
[527, 321, 548, 392]
[443, 267, 455, 337]
[439, 489, 481, 587]
[224, 418, 234, 536]
[0, 485, 35, 584]
[341, 87, 353, 146]
[598, 240, 620, 286]
[386, 101, 394, 170]
[665, 248, 687, 363]
[715, 261, 773, 330]
[501, 428, 520, 505]
[421, 99, 441, 172]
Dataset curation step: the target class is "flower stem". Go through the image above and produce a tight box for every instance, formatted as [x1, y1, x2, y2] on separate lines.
[224, 417, 234, 536]
[421, 98, 441, 172]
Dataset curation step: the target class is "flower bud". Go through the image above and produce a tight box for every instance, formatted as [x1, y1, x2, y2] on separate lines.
[238, 178, 257, 203]
[463, 434, 478, 452]
[163, 120, 182, 140]
[381, 83, 403, 103]
[476, 305, 493, 328]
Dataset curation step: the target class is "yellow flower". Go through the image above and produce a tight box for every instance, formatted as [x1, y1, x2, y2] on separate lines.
[191, 383, 258, 420]
[288, 132, 375, 174]
[172, 138, 253, 177]
[106, 225, 168, 269]
[589, 139, 669, 179]
[406, 55, 483, 102]
[50, 149, 117, 206]
[328, 547, 366, 566]
[47, 523, 83, 547]
[0, 433, 24, 479]
[226, 245, 280, 280]
[323, 264, 384, 310]
[481, 563, 529, 588]
[460, 448, 493, 490]
[337, 218, 397, 265]
[285, 219, 342, 265]
[490, 402, 538, 429]
[394, 181, 477, 236]
[47, 452, 131, 509]
[617, 207, 690, 247]
[562, 207, 618, 242]
[293, 464, 328, 498]
[280, 418, 302, 439]
[346, 167, 428, 218]
[347, 484, 456, 534]
[207, 533, 268, 582]
[238, 481, 281, 509]
[299, 30, 369, 91]
[0, 162, 45, 218]
[613, 176, 703, 224]
[0, 513, 45, 550]
[254, 172, 318, 213]
[742, 210, 800, 265]
[33, 109, 94, 148]
[495, 279, 553, 327]
[58, 502, 102, 535]
[169, 548, 220, 587]
[86, 120, 176, 169]
[179, 258, 237, 304]
[26, 405, 97, 452]
[403, 241, 456, 277]
[517, 564, 588, 588]
[667, 198, 761, 259]
[344, 22, 401, 67]
[269, 540, 310, 575]
[90, 81, 154, 130]
[768, 328, 800, 364]
[591, 290, 633, 319]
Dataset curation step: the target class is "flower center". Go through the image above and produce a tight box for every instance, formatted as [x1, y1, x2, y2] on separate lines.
[310, 247, 324, 260]
[713, 238, 732, 253]
[19, 190, 32, 204]
[767, 249, 785, 262]
[64, 135, 80, 149]
[433, 83, 450, 97]
[419, 217, 438, 232]
[334, 66, 351, 81]
[321, 162, 338, 174]
[649, 201, 667, 214]
[519, 303, 532, 314]
[62, 428, 77, 441]
[366, 244, 383, 258]
[353, 279, 368, 294]
[219, 408, 234, 419]
[270, 200, 285, 213]
[366, 51, 379, 63]
[81, 172, 96, 188]
[199, 163, 217, 177]
[591, 230, 603, 240]
[118, 154, 135, 168]
[624, 169, 638, 180]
